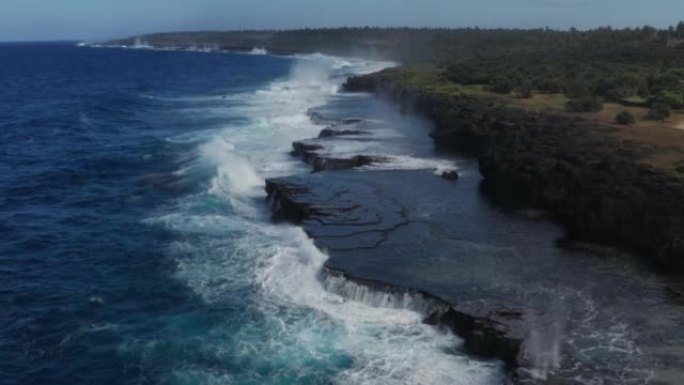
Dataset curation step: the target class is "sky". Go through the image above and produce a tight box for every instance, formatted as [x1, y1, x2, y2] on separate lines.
[2, 0, 684, 42]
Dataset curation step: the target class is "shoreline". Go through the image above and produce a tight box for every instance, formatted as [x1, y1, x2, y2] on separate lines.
[343, 70, 684, 272]
[79, 43, 681, 382]
[265, 167, 530, 383]
[263, 60, 684, 382]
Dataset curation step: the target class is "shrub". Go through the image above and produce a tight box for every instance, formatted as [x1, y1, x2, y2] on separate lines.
[615, 111, 636, 125]
[651, 91, 684, 109]
[513, 83, 533, 98]
[537, 78, 564, 93]
[645, 102, 671, 122]
[488, 77, 513, 94]
[565, 97, 604, 112]
[565, 81, 592, 98]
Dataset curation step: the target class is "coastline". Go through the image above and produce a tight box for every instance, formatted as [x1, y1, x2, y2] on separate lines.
[343, 70, 684, 272]
[78, 41, 684, 382]
[263, 58, 684, 382]
[265, 172, 530, 380]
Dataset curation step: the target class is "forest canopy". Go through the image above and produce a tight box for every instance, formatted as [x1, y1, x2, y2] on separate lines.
[113, 24, 684, 115]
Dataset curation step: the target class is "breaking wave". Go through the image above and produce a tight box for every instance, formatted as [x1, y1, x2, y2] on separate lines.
[145, 52, 504, 384]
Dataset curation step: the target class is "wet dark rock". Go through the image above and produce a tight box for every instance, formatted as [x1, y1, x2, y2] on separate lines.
[307, 110, 333, 125]
[441, 170, 460, 181]
[318, 127, 368, 138]
[291, 140, 324, 162]
[291, 140, 387, 172]
[344, 71, 684, 272]
[430, 307, 525, 371]
[343, 75, 381, 93]
[311, 154, 386, 172]
[264, 179, 317, 223]
[340, 118, 364, 125]
[265, 173, 406, 248]
[306, 109, 363, 127]
[265, 171, 540, 381]
[323, 266, 528, 371]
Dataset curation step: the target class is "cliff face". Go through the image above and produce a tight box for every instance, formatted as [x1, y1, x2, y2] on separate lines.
[344, 73, 684, 271]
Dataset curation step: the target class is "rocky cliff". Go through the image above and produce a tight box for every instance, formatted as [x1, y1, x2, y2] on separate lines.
[344, 72, 684, 271]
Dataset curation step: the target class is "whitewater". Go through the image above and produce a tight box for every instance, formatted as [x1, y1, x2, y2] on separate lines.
[8, 41, 679, 385]
[144, 53, 505, 384]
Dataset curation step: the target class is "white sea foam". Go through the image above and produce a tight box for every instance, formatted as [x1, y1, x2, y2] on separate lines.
[248, 47, 268, 55]
[364, 155, 459, 174]
[148, 52, 503, 384]
[133, 37, 152, 49]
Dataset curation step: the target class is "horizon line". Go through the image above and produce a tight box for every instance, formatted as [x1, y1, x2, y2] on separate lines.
[3, 22, 684, 43]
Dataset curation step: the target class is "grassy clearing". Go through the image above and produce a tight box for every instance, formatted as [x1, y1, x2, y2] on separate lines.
[387, 66, 684, 173]
[512, 93, 568, 111]
[383, 66, 490, 97]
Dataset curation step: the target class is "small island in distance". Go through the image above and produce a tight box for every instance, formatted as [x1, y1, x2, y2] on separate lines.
[102, 26, 684, 270]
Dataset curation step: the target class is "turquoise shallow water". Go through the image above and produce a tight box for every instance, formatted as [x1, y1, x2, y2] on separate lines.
[1, 43, 503, 385]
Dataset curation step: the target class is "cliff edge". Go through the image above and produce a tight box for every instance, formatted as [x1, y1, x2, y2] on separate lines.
[344, 69, 684, 271]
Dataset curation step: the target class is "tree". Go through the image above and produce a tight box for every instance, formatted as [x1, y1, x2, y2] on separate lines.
[645, 102, 671, 122]
[565, 81, 592, 98]
[609, 73, 645, 98]
[489, 76, 513, 94]
[538, 77, 564, 93]
[615, 111, 636, 125]
[565, 97, 604, 112]
[513, 82, 534, 98]
[652, 91, 684, 109]
[676, 21, 684, 37]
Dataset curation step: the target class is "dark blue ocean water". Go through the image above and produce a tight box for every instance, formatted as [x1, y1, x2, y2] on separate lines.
[0, 42, 292, 384]
[1, 43, 502, 385]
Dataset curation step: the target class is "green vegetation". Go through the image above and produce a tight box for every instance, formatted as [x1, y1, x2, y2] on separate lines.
[615, 111, 636, 125]
[646, 102, 672, 122]
[438, 26, 684, 116]
[566, 97, 604, 112]
[117, 24, 684, 122]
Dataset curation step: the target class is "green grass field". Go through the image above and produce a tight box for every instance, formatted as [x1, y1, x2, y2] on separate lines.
[383, 66, 684, 173]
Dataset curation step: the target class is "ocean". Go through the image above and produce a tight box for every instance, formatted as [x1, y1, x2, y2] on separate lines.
[0, 43, 503, 385]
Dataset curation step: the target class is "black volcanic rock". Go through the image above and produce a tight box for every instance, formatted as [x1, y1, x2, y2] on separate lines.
[318, 127, 367, 138]
[291, 140, 323, 162]
[344, 71, 684, 271]
[264, 170, 543, 380]
[310, 154, 386, 172]
[340, 118, 364, 125]
[323, 266, 528, 371]
[265, 173, 406, 248]
[307, 110, 333, 125]
[291, 140, 387, 172]
[441, 170, 460, 181]
[264, 179, 316, 223]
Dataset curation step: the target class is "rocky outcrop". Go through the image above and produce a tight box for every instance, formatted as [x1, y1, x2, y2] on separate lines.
[343, 71, 684, 271]
[441, 170, 460, 181]
[318, 127, 367, 137]
[480, 127, 684, 270]
[322, 266, 526, 371]
[265, 174, 534, 380]
[291, 114, 389, 172]
[291, 140, 324, 159]
[291, 140, 387, 172]
[265, 173, 407, 249]
[265, 179, 318, 223]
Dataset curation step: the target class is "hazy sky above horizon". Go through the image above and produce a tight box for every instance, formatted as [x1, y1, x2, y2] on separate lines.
[1, 0, 684, 41]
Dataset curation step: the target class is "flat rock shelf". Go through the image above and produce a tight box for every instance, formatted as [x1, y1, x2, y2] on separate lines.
[263, 97, 684, 384]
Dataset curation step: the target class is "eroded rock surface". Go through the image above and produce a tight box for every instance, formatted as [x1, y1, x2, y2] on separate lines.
[344, 71, 684, 271]
[265, 170, 544, 381]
